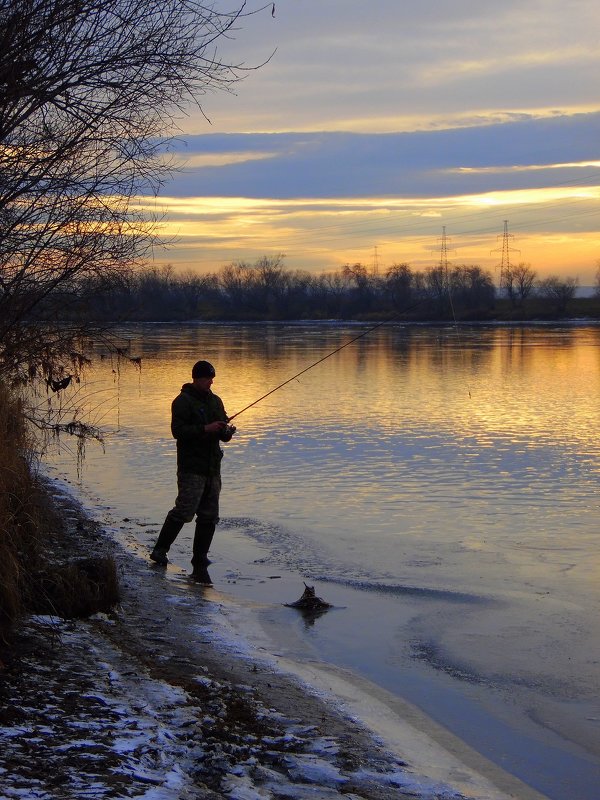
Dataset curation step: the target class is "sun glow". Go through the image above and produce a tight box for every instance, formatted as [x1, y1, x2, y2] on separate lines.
[138, 183, 600, 279]
[168, 151, 278, 169]
[453, 161, 600, 175]
[140, 183, 600, 218]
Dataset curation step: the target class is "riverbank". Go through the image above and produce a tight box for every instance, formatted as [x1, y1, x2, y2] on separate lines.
[0, 479, 542, 800]
[22, 321, 600, 800]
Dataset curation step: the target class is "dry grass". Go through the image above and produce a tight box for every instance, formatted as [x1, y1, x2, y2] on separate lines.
[0, 385, 119, 642]
[0, 385, 36, 637]
[28, 557, 120, 619]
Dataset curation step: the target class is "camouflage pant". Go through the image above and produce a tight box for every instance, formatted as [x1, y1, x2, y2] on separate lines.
[166, 472, 221, 526]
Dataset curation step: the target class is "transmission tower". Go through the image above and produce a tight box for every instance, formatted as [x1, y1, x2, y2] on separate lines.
[438, 226, 452, 283]
[372, 245, 379, 276]
[491, 220, 520, 288]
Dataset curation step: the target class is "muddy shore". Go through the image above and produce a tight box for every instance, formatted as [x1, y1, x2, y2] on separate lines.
[1, 483, 470, 800]
[1, 481, 553, 800]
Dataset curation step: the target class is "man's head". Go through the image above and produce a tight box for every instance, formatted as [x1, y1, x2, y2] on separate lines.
[192, 360, 216, 390]
[192, 360, 216, 379]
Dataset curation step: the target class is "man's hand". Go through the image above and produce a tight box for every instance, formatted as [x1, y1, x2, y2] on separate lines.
[220, 423, 236, 441]
[204, 421, 226, 434]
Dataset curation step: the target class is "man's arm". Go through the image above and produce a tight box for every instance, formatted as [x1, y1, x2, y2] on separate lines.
[216, 397, 236, 442]
[171, 394, 229, 440]
[171, 395, 206, 440]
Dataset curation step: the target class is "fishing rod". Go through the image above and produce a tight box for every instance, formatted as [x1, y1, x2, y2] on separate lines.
[227, 296, 429, 423]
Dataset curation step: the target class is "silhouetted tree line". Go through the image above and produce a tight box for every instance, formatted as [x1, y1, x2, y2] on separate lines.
[68, 255, 590, 322]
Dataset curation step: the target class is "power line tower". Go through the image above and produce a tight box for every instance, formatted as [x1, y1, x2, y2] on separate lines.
[372, 245, 379, 276]
[430, 226, 455, 311]
[491, 220, 520, 288]
[438, 225, 452, 283]
[432, 226, 458, 317]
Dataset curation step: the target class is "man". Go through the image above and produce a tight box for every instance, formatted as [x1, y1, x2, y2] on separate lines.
[150, 360, 236, 582]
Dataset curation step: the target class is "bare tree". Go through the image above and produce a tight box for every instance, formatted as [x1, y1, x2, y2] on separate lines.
[424, 265, 448, 316]
[252, 254, 290, 315]
[536, 276, 579, 315]
[500, 266, 517, 306]
[449, 265, 495, 312]
[512, 263, 537, 306]
[342, 263, 376, 313]
[219, 261, 251, 312]
[385, 263, 413, 310]
[502, 263, 536, 307]
[318, 271, 348, 317]
[0, 0, 263, 414]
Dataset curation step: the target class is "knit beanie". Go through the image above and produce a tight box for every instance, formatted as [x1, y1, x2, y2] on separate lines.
[192, 360, 216, 378]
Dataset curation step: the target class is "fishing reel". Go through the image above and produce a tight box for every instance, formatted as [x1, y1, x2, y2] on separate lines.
[222, 422, 236, 437]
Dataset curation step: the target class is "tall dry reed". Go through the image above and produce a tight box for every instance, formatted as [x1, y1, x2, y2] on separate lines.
[0, 385, 42, 638]
[0, 385, 119, 642]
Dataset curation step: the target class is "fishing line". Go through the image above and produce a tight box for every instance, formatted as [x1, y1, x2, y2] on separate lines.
[227, 297, 428, 422]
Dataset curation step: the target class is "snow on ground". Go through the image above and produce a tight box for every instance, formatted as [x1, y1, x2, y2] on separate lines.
[0, 611, 464, 800]
[0, 479, 504, 800]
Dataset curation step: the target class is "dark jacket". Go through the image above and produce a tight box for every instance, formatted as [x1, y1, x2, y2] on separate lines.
[171, 383, 232, 475]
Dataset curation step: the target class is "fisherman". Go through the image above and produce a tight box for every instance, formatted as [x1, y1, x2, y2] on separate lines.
[150, 360, 236, 581]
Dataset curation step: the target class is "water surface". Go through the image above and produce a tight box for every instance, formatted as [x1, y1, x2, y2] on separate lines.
[49, 323, 600, 799]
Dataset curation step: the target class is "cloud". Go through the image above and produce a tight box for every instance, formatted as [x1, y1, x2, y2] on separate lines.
[169, 151, 278, 169]
[164, 113, 600, 199]
[189, 1, 600, 134]
[450, 161, 600, 175]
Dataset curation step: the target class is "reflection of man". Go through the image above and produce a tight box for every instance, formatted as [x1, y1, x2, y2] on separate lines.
[150, 360, 235, 583]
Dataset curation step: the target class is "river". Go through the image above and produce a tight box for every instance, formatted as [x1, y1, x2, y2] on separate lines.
[48, 322, 600, 800]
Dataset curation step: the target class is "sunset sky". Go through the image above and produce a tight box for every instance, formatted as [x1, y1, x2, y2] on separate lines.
[149, 0, 600, 283]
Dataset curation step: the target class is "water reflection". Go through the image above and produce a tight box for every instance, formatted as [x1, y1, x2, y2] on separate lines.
[53, 325, 600, 666]
[75, 324, 600, 565]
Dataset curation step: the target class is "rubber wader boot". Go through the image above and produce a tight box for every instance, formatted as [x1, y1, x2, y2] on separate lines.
[192, 521, 215, 568]
[190, 566, 213, 586]
[151, 515, 185, 564]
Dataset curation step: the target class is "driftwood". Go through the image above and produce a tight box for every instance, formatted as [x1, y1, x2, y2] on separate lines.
[285, 583, 332, 621]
